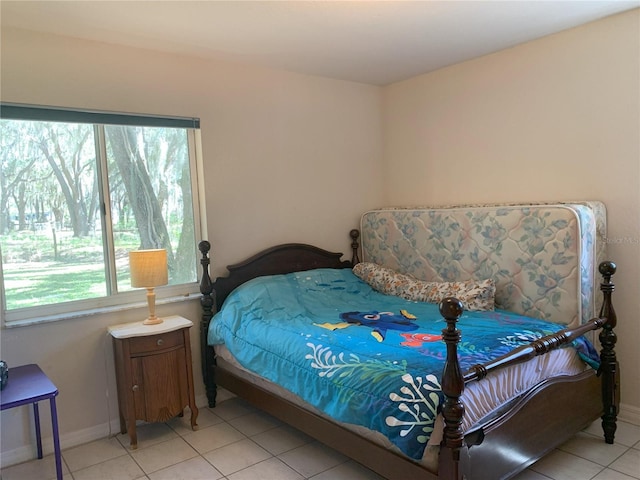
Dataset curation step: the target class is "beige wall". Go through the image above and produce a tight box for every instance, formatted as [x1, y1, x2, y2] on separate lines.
[383, 10, 640, 417]
[0, 27, 383, 464]
[1, 7, 639, 466]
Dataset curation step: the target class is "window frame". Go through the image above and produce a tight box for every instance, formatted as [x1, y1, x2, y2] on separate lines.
[0, 103, 206, 327]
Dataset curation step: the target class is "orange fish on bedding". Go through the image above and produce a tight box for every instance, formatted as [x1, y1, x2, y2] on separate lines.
[400, 332, 443, 347]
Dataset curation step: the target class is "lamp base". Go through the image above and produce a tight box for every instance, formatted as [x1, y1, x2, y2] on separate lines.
[143, 316, 163, 325]
[142, 287, 163, 325]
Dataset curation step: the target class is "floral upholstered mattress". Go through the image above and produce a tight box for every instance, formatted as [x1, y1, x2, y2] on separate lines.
[361, 202, 606, 328]
[208, 267, 599, 461]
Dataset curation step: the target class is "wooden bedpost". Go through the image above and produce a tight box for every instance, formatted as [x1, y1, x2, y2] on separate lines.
[350, 229, 360, 265]
[198, 240, 217, 407]
[439, 297, 465, 480]
[598, 260, 618, 444]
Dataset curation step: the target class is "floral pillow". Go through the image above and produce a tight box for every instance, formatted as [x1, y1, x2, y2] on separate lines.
[352, 262, 495, 311]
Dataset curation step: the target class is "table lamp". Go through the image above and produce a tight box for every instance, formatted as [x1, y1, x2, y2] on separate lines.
[129, 249, 168, 325]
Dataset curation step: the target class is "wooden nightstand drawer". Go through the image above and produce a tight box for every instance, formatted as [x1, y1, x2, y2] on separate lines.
[128, 329, 183, 355]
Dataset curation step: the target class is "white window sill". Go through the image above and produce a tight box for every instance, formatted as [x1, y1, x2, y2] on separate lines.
[3, 293, 202, 329]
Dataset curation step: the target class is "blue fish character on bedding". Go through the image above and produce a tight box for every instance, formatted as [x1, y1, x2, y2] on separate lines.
[315, 310, 419, 342]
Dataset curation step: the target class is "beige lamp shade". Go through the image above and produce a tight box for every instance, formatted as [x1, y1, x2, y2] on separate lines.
[129, 249, 168, 325]
[129, 249, 168, 288]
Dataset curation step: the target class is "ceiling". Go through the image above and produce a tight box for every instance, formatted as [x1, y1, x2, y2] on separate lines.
[2, 1, 638, 85]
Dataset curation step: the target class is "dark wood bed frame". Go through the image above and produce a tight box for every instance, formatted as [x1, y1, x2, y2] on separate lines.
[197, 232, 619, 480]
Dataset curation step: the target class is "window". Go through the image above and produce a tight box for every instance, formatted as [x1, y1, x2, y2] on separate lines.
[0, 104, 204, 325]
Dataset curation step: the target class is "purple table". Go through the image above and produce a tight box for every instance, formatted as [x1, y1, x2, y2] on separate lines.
[0, 364, 62, 480]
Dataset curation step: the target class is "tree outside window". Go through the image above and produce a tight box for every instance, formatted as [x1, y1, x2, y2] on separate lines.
[0, 106, 203, 324]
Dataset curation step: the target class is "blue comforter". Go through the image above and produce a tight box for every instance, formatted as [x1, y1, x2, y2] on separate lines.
[208, 268, 598, 460]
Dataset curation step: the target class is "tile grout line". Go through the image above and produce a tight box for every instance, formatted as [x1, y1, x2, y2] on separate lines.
[5, 404, 639, 480]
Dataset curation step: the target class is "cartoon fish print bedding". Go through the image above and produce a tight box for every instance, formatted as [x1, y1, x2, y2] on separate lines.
[208, 268, 599, 460]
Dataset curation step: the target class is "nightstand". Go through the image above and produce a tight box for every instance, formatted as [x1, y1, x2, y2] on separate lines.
[109, 315, 198, 449]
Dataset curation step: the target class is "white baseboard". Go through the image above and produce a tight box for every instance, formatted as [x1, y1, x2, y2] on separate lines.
[618, 402, 640, 426]
[195, 393, 209, 408]
[2, 396, 211, 468]
[195, 389, 235, 407]
[2, 399, 637, 469]
[0, 418, 121, 469]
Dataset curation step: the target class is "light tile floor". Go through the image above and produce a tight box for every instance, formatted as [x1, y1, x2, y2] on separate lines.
[2, 394, 639, 480]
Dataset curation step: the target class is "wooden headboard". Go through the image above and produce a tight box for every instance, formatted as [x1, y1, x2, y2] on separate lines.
[199, 229, 360, 312]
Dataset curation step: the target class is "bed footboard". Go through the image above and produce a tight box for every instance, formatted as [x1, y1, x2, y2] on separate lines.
[438, 261, 619, 479]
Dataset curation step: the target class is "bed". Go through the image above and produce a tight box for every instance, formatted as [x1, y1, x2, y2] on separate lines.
[198, 202, 619, 480]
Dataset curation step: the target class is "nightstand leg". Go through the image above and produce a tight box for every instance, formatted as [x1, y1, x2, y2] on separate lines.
[127, 416, 138, 449]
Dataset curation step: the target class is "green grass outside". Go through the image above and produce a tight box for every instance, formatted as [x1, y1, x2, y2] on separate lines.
[1, 230, 138, 310]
